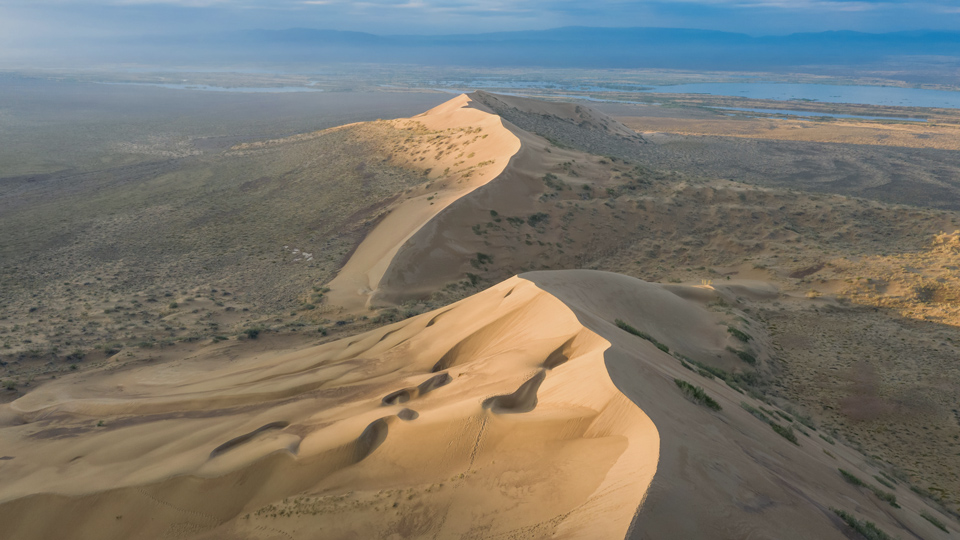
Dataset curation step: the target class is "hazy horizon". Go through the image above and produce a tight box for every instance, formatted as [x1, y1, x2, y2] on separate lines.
[5, 0, 960, 67]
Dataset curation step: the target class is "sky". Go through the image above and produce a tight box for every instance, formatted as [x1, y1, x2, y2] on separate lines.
[3, 0, 960, 44]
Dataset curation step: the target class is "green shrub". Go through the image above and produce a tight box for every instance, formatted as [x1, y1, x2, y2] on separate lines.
[727, 327, 752, 342]
[839, 468, 866, 486]
[527, 213, 550, 227]
[921, 511, 948, 533]
[726, 346, 757, 365]
[770, 422, 799, 445]
[831, 508, 893, 540]
[615, 319, 669, 353]
[244, 328, 260, 340]
[819, 434, 836, 445]
[873, 475, 894, 489]
[741, 402, 770, 422]
[674, 379, 721, 411]
[870, 487, 899, 508]
[470, 253, 494, 269]
[840, 469, 899, 507]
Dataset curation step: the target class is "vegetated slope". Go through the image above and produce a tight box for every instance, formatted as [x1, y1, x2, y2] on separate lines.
[470, 90, 647, 155]
[0, 107, 475, 369]
[0, 270, 951, 539]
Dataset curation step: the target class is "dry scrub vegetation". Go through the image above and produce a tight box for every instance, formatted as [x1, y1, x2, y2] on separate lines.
[0, 120, 449, 392]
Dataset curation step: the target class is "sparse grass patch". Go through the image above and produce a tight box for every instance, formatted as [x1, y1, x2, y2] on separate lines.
[726, 346, 756, 365]
[770, 422, 799, 445]
[775, 410, 794, 422]
[741, 401, 770, 422]
[921, 511, 949, 533]
[470, 252, 493, 269]
[820, 434, 836, 445]
[873, 475, 895, 489]
[527, 213, 550, 227]
[831, 508, 894, 540]
[615, 319, 669, 353]
[674, 379, 721, 411]
[840, 468, 866, 486]
[871, 488, 899, 508]
[727, 326, 752, 342]
[840, 469, 900, 508]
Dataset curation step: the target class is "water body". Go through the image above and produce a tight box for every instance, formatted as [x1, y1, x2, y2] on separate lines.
[647, 83, 960, 109]
[716, 106, 928, 122]
[429, 79, 960, 110]
[99, 82, 324, 93]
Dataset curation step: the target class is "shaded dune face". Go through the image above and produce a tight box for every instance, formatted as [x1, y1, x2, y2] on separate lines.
[0, 275, 660, 540]
[325, 94, 522, 313]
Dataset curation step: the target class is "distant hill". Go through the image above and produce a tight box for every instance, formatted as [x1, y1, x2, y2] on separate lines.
[120, 26, 960, 70]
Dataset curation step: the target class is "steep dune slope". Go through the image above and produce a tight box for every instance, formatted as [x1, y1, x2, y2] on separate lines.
[0, 273, 662, 540]
[327, 91, 648, 310]
[325, 94, 521, 312]
[529, 272, 955, 539]
[369, 92, 640, 307]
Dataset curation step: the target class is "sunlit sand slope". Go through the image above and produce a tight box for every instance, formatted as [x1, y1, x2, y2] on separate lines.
[326, 94, 521, 313]
[0, 272, 664, 540]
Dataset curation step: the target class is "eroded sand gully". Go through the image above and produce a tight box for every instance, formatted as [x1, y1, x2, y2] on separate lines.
[0, 275, 659, 540]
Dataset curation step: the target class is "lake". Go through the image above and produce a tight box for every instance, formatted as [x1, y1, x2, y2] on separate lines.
[716, 106, 928, 122]
[646, 83, 960, 109]
[99, 82, 324, 93]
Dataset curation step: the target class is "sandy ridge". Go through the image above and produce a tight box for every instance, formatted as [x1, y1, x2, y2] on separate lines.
[0, 273, 664, 539]
[325, 94, 522, 312]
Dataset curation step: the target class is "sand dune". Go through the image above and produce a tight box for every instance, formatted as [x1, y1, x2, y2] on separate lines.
[327, 91, 646, 310]
[0, 273, 664, 539]
[2, 270, 951, 539]
[326, 94, 521, 312]
[2, 93, 957, 540]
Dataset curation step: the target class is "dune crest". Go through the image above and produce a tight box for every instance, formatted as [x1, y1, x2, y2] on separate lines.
[0, 273, 664, 539]
[325, 94, 522, 312]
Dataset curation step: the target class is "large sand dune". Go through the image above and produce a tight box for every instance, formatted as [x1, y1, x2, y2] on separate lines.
[0, 272, 664, 539]
[327, 91, 644, 311]
[326, 94, 521, 312]
[2, 93, 957, 540]
[1, 270, 950, 539]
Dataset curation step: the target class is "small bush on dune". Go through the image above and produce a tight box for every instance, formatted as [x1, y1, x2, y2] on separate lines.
[770, 422, 799, 445]
[674, 379, 721, 411]
[839, 469, 900, 508]
[839, 468, 865, 486]
[741, 401, 770, 422]
[615, 319, 669, 353]
[727, 326, 752, 342]
[831, 508, 893, 540]
[921, 511, 949, 533]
